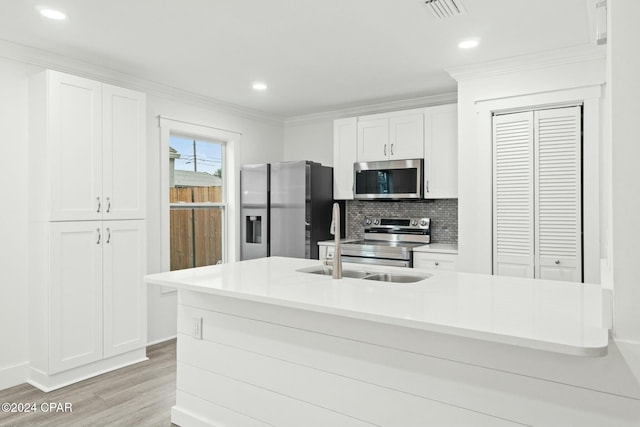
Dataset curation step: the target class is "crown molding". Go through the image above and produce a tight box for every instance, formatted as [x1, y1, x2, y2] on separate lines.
[0, 38, 284, 125]
[284, 92, 458, 125]
[446, 44, 606, 82]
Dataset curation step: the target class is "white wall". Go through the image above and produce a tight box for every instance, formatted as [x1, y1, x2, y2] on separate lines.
[608, 0, 640, 344]
[0, 51, 284, 388]
[283, 119, 334, 165]
[450, 48, 606, 276]
[0, 58, 38, 389]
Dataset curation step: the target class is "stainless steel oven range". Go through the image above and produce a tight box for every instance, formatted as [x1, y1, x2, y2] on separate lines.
[330, 217, 431, 267]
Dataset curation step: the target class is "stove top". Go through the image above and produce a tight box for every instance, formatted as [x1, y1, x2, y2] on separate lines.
[343, 240, 426, 249]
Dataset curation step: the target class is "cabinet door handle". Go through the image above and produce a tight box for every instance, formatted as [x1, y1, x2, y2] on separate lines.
[426, 180, 430, 193]
[96, 197, 101, 213]
[96, 228, 101, 245]
[390, 144, 394, 155]
[106, 197, 111, 213]
[555, 260, 560, 265]
[384, 144, 387, 156]
[106, 227, 111, 244]
[434, 261, 439, 266]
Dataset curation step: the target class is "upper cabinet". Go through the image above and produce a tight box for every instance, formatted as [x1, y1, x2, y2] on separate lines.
[357, 110, 424, 162]
[424, 104, 458, 199]
[30, 70, 146, 222]
[333, 117, 358, 200]
[333, 104, 457, 200]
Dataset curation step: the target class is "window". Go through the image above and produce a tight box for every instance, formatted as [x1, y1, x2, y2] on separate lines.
[169, 135, 225, 270]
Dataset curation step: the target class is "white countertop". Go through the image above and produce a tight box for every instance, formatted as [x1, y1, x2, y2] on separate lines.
[145, 256, 608, 357]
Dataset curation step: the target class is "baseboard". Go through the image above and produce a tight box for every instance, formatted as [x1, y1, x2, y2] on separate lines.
[147, 335, 177, 347]
[171, 406, 218, 427]
[0, 361, 28, 391]
[28, 348, 148, 392]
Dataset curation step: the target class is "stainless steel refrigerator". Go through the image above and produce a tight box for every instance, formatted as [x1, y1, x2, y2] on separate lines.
[240, 161, 336, 260]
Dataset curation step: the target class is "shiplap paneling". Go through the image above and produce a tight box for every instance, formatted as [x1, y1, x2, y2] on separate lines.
[176, 302, 640, 427]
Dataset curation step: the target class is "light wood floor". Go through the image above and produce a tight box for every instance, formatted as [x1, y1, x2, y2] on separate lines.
[0, 339, 177, 427]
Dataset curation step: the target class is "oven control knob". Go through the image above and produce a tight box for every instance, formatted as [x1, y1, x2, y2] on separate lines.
[420, 220, 428, 227]
[374, 219, 380, 225]
[411, 220, 418, 226]
[365, 218, 372, 225]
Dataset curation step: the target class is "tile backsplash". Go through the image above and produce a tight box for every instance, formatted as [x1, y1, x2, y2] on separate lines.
[345, 199, 458, 244]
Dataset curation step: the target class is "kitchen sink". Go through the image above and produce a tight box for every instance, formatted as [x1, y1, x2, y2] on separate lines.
[362, 272, 431, 283]
[296, 266, 430, 282]
[296, 265, 373, 279]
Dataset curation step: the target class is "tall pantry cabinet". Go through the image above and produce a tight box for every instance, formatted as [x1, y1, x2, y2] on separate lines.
[28, 70, 147, 390]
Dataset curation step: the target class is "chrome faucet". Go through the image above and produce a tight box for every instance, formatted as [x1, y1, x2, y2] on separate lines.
[324, 202, 342, 279]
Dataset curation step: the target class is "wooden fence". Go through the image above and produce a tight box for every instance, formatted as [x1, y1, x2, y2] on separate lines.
[170, 186, 223, 271]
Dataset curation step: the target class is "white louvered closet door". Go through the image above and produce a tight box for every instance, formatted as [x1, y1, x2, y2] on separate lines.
[493, 111, 535, 278]
[534, 107, 582, 282]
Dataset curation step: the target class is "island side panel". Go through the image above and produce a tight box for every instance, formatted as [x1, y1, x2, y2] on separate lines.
[174, 290, 640, 427]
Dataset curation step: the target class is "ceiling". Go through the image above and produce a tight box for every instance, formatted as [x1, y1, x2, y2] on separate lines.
[0, 0, 593, 117]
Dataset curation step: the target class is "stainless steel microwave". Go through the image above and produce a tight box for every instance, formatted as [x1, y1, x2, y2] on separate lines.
[353, 159, 423, 200]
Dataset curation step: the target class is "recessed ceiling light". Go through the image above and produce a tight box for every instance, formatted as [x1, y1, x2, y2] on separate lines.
[252, 82, 268, 91]
[40, 8, 67, 20]
[458, 39, 479, 49]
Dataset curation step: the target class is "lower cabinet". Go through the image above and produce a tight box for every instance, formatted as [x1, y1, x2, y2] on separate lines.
[413, 252, 458, 271]
[32, 220, 146, 378]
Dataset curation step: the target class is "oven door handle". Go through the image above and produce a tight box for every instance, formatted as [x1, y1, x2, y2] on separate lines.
[341, 255, 411, 268]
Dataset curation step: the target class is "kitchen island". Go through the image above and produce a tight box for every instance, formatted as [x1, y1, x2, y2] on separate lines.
[145, 257, 640, 427]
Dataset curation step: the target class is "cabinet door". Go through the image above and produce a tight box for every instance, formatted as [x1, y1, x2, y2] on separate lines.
[424, 104, 458, 198]
[492, 111, 535, 279]
[50, 222, 103, 373]
[48, 71, 103, 221]
[333, 117, 357, 199]
[102, 84, 147, 220]
[103, 220, 147, 358]
[357, 118, 389, 162]
[534, 107, 582, 282]
[389, 113, 424, 160]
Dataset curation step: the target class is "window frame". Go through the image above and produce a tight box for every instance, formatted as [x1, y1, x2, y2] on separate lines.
[169, 136, 226, 269]
[159, 117, 242, 279]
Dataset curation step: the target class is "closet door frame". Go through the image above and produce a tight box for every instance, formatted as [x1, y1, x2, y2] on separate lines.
[478, 86, 601, 283]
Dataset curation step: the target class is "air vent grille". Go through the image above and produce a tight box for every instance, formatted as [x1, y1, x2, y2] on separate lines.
[425, 0, 467, 19]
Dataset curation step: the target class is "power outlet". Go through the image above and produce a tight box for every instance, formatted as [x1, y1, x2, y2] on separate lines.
[192, 317, 203, 340]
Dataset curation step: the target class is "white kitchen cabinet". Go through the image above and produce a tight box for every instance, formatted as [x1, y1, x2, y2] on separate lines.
[47, 221, 146, 374]
[333, 117, 357, 199]
[357, 117, 389, 162]
[102, 84, 147, 220]
[413, 251, 458, 271]
[356, 110, 424, 162]
[493, 106, 582, 282]
[50, 222, 104, 373]
[28, 70, 147, 390]
[389, 112, 424, 160]
[103, 220, 147, 358]
[32, 70, 146, 221]
[424, 104, 458, 198]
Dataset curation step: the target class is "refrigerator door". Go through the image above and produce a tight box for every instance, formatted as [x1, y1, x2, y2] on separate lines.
[240, 164, 269, 260]
[270, 161, 307, 258]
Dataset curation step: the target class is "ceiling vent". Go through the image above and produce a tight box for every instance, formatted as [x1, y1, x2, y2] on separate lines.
[424, 0, 467, 19]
